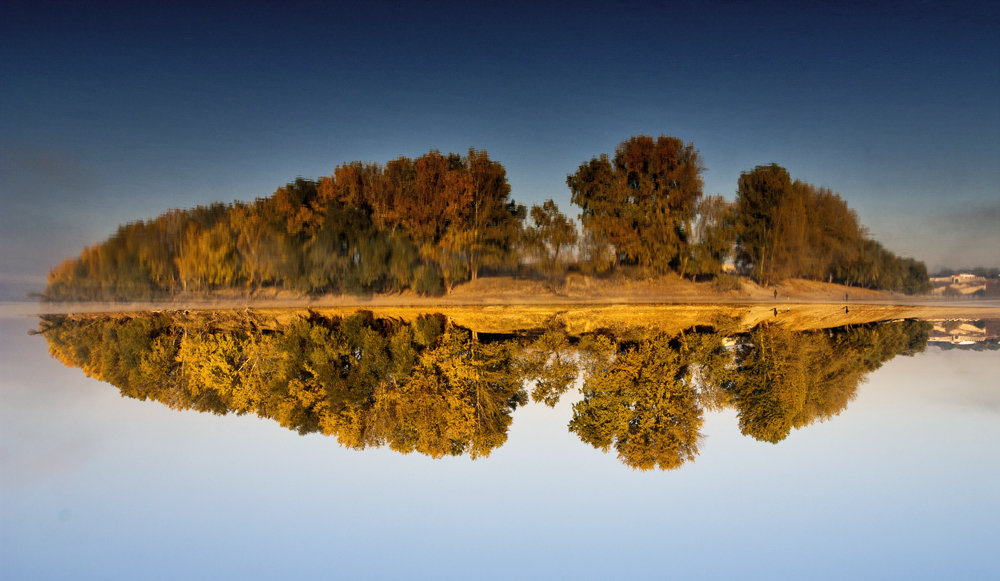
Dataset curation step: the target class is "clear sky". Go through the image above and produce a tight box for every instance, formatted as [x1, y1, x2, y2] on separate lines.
[2, 0, 998, 286]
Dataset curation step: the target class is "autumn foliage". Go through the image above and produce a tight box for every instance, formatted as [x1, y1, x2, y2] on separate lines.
[41, 311, 929, 467]
[45, 139, 931, 300]
[733, 164, 931, 292]
[46, 150, 524, 300]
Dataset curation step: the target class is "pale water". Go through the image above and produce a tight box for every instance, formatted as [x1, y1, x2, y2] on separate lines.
[2, 311, 998, 580]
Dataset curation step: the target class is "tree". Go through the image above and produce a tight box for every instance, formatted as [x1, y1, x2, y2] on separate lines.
[519, 329, 578, 406]
[568, 135, 704, 275]
[370, 328, 526, 459]
[800, 184, 862, 282]
[733, 163, 794, 285]
[462, 149, 525, 279]
[524, 200, 578, 276]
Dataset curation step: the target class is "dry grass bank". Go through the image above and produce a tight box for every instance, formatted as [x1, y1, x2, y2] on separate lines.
[39, 302, 1000, 337]
[447, 273, 897, 303]
[20, 275, 1000, 330]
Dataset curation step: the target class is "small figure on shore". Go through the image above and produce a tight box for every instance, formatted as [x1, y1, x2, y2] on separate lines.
[845, 293, 849, 301]
[773, 289, 778, 299]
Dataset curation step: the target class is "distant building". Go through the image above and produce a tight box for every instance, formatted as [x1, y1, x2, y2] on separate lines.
[930, 273, 989, 296]
[929, 320, 989, 344]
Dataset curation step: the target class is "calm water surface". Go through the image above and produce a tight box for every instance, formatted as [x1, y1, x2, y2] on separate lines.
[1, 310, 998, 580]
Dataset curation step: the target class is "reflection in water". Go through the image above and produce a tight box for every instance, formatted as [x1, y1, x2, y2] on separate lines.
[715, 322, 930, 444]
[38, 311, 931, 469]
[570, 332, 704, 470]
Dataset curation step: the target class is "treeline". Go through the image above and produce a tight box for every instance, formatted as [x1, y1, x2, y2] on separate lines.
[567, 138, 929, 293]
[732, 163, 930, 292]
[45, 137, 931, 300]
[46, 150, 524, 300]
[39, 311, 930, 468]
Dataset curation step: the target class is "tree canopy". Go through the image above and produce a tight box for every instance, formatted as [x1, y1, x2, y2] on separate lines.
[46, 149, 525, 300]
[733, 164, 931, 292]
[567, 135, 704, 275]
[45, 140, 932, 300]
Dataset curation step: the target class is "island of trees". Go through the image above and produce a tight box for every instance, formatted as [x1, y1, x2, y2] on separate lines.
[44, 136, 931, 301]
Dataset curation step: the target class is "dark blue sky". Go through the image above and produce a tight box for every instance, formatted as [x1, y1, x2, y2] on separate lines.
[2, 0, 998, 281]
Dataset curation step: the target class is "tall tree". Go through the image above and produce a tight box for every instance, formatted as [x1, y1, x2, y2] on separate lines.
[568, 135, 703, 275]
[461, 149, 525, 279]
[733, 163, 793, 285]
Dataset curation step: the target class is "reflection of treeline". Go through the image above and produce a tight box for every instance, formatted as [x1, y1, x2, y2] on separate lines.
[41, 311, 527, 459]
[46, 137, 930, 301]
[39, 313, 929, 467]
[570, 319, 930, 468]
[699, 321, 930, 444]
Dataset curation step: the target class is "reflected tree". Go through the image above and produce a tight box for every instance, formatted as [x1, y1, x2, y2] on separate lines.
[570, 334, 704, 470]
[721, 321, 930, 443]
[519, 329, 578, 407]
[39, 311, 931, 466]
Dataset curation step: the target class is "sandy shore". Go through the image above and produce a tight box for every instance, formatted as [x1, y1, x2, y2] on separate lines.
[8, 275, 999, 332]
[13, 302, 1000, 336]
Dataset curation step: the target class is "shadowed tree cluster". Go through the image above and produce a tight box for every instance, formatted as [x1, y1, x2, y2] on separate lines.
[45, 138, 930, 300]
[733, 164, 931, 292]
[46, 150, 525, 300]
